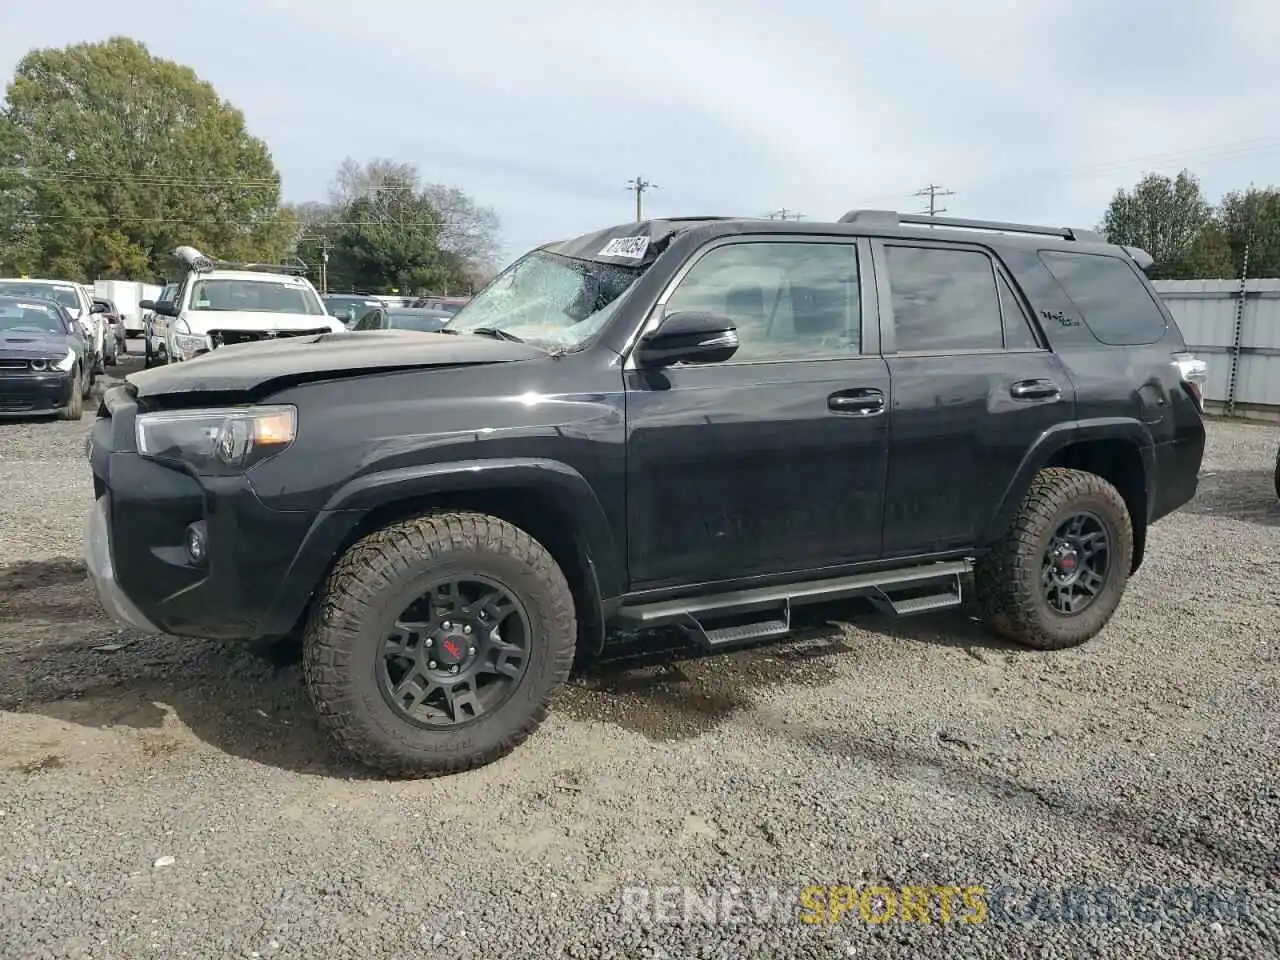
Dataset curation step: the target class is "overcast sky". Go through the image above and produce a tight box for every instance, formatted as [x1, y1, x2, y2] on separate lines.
[3, 0, 1279, 263]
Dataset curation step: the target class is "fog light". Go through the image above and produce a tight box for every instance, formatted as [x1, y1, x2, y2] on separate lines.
[186, 522, 207, 565]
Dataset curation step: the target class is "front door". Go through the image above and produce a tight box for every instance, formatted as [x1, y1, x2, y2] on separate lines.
[624, 236, 891, 590]
[870, 239, 1078, 557]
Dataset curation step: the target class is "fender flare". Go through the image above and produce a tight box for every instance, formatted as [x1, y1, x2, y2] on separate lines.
[266, 458, 623, 634]
[981, 417, 1157, 545]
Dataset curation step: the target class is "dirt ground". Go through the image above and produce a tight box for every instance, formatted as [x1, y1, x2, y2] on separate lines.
[1, 366, 1277, 959]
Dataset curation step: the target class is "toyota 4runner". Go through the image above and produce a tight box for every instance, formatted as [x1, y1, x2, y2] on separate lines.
[84, 210, 1209, 777]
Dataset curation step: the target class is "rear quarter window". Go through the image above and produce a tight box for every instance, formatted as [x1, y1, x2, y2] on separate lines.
[1037, 250, 1168, 346]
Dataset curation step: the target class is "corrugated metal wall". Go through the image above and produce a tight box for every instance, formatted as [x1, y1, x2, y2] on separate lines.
[1152, 278, 1280, 417]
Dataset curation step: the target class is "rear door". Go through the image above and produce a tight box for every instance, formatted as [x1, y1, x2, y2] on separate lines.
[871, 238, 1077, 557]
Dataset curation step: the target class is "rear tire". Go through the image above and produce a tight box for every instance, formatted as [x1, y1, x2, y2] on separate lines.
[302, 511, 577, 778]
[975, 467, 1133, 650]
[59, 373, 84, 420]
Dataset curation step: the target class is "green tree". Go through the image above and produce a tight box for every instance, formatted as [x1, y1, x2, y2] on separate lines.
[2, 37, 295, 282]
[0, 112, 35, 274]
[1216, 187, 1280, 278]
[1101, 170, 1219, 278]
[332, 175, 446, 294]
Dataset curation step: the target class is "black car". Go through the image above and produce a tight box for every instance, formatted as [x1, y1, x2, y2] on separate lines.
[0, 295, 93, 419]
[84, 209, 1209, 778]
[351, 305, 452, 333]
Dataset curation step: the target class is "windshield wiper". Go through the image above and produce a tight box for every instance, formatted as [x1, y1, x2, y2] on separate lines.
[468, 326, 524, 343]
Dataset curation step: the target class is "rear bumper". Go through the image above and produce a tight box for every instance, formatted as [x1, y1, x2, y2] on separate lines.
[1150, 432, 1206, 524]
[0, 371, 76, 415]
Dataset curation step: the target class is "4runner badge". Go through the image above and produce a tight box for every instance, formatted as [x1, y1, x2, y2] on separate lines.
[598, 236, 649, 259]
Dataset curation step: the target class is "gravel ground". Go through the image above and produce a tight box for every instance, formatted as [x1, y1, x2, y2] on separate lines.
[1, 365, 1278, 959]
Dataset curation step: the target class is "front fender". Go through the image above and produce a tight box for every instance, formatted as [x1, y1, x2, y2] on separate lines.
[262, 457, 622, 635]
[981, 417, 1156, 545]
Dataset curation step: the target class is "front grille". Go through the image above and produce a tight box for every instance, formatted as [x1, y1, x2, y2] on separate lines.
[0, 398, 35, 412]
[209, 328, 330, 348]
[0, 359, 32, 372]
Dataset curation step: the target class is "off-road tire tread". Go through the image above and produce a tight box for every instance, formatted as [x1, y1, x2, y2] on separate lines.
[975, 467, 1133, 651]
[302, 510, 576, 778]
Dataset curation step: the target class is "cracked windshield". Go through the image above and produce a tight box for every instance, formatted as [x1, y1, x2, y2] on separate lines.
[0, 4, 1277, 960]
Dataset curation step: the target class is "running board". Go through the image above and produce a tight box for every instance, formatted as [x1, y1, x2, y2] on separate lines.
[614, 560, 972, 640]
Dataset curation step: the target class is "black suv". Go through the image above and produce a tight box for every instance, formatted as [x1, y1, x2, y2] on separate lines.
[84, 210, 1209, 777]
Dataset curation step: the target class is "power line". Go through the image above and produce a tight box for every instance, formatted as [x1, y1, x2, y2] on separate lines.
[626, 176, 656, 221]
[851, 136, 1280, 210]
[913, 183, 955, 217]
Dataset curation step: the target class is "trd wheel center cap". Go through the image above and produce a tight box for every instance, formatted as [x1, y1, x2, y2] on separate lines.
[434, 633, 469, 666]
[1053, 544, 1080, 577]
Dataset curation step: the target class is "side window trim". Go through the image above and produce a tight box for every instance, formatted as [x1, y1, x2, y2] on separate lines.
[871, 237, 1047, 357]
[622, 234, 873, 369]
[993, 263, 1047, 350]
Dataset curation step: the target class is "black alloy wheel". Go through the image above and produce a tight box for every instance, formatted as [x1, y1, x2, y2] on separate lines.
[378, 575, 532, 728]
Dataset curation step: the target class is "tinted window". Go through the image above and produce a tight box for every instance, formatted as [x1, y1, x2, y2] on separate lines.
[997, 272, 1041, 349]
[1037, 251, 1168, 346]
[665, 241, 861, 361]
[885, 245, 1003, 352]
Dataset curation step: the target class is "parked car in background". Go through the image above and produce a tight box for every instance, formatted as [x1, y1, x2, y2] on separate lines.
[321, 293, 386, 328]
[379, 295, 417, 309]
[411, 295, 471, 314]
[138, 246, 343, 364]
[0, 294, 94, 419]
[143, 282, 178, 367]
[0, 278, 105, 375]
[350, 305, 453, 333]
[92, 298, 127, 364]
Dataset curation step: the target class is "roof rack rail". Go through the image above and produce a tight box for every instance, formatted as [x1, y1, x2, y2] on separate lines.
[173, 245, 308, 276]
[837, 210, 1104, 243]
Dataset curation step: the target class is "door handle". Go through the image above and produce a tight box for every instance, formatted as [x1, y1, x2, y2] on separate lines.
[828, 388, 885, 416]
[1010, 378, 1060, 401]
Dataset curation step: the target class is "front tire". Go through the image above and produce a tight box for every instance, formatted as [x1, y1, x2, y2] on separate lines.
[1273, 445, 1279, 501]
[59, 372, 84, 420]
[975, 467, 1133, 650]
[302, 511, 577, 778]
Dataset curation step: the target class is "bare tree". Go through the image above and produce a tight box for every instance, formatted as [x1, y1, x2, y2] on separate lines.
[422, 183, 503, 271]
[328, 157, 419, 208]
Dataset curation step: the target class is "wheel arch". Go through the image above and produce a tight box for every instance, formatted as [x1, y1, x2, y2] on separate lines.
[272, 459, 620, 660]
[983, 419, 1155, 574]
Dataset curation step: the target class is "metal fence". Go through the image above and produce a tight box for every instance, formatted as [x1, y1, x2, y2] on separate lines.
[1152, 278, 1280, 421]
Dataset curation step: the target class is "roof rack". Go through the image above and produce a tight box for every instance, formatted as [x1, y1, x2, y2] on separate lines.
[837, 210, 1105, 244]
[173, 245, 308, 276]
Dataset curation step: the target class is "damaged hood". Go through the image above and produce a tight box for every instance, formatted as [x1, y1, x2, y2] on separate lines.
[125, 329, 546, 396]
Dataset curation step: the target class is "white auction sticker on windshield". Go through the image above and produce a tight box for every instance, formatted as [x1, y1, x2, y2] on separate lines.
[598, 236, 649, 259]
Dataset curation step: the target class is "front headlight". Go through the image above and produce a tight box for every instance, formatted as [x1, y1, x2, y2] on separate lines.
[135, 405, 297, 472]
[54, 347, 76, 372]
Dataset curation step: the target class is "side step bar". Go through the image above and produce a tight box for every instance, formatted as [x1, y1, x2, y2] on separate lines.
[615, 560, 970, 651]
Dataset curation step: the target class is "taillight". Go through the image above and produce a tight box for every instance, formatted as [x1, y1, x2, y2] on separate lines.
[1172, 352, 1208, 413]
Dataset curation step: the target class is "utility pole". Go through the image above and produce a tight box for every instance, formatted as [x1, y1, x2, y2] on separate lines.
[298, 234, 332, 293]
[766, 208, 805, 221]
[627, 176, 656, 221]
[913, 183, 955, 217]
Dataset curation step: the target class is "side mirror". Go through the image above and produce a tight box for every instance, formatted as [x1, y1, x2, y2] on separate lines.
[634, 311, 739, 367]
[139, 299, 155, 311]
[90, 302, 109, 314]
[153, 301, 178, 317]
